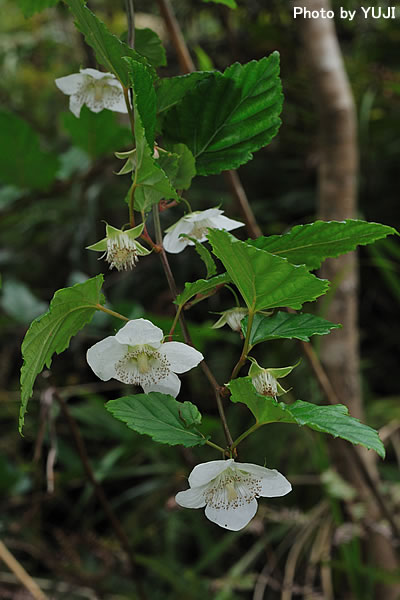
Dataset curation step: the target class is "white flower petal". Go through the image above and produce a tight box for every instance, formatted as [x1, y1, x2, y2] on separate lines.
[55, 73, 83, 95]
[80, 67, 113, 80]
[188, 459, 234, 488]
[160, 342, 203, 374]
[205, 498, 258, 531]
[69, 94, 84, 118]
[100, 86, 128, 114]
[208, 214, 244, 232]
[186, 209, 222, 222]
[115, 319, 163, 347]
[142, 372, 181, 397]
[238, 463, 292, 497]
[87, 336, 127, 381]
[175, 484, 208, 508]
[163, 220, 193, 254]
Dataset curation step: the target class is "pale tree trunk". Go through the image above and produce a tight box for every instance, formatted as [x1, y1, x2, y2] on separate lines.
[294, 1, 399, 598]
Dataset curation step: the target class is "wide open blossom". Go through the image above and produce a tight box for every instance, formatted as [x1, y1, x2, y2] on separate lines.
[163, 208, 243, 254]
[175, 459, 291, 531]
[87, 318, 203, 397]
[55, 68, 127, 118]
[86, 223, 151, 271]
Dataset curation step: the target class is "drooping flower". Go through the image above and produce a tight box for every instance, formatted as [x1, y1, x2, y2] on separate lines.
[163, 208, 243, 254]
[249, 357, 298, 397]
[55, 68, 128, 118]
[212, 307, 248, 332]
[87, 318, 203, 397]
[86, 223, 151, 271]
[175, 459, 291, 531]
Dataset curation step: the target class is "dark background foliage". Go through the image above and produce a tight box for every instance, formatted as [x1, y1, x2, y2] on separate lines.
[0, 0, 399, 598]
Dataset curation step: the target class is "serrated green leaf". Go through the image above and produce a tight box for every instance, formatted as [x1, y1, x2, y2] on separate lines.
[18, 0, 59, 17]
[106, 393, 207, 447]
[174, 272, 231, 308]
[163, 54, 283, 175]
[125, 59, 177, 212]
[248, 220, 398, 270]
[19, 276, 104, 432]
[135, 28, 166, 67]
[0, 111, 59, 190]
[242, 311, 341, 346]
[155, 72, 212, 115]
[163, 143, 196, 190]
[207, 229, 329, 312]
[180, 236, 217, 278]
[62, 106, 131, 158]
[64, 0, 154, 86]
[203, 0, 237, 7]
[229, 378, 385, 458]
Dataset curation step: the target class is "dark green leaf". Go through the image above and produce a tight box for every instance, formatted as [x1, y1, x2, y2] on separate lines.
[248, 220, 398, 270]
[64, 0, 154, 85]
[62, 106, 132, 158]
[163, 143, 196, 190]
[229, 378, 385, 458]
[106, 393, 207, 447]
[0, 111, 59, 190]
[242, 311, 341, 346]
[203, 0, 237, 8]
[181, 236, 217, 278]
[174, 272, 231, 307]
[19, 276, 104, 432]
[207, 229, 329, 311]
[155, 72, 211, 115]
[135, 28, 166, 67]
[163, 54, 283, 175]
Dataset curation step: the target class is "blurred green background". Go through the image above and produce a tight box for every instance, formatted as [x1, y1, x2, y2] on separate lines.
[0, 0, 399, 598]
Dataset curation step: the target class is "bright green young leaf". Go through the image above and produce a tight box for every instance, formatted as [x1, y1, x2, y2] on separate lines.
[174, 272, 231, 308]
[106, 393, 207, 447]
[248, 220, 398, 270]
[155, 72, 212, 116]
[163, 54, 283, 175]
[202, 0, 237, 7]
[135, 28, 166, 67]
[62, 106, 131, 158]
[229, 377, 385, 458]
[64, 0, 154, 86]
[19, 275, 104, 432]
[18, 0, 59, 17]
[0, 111, 59, 191]
[242, 311, 341, 346]
[207, 230, 329, 312]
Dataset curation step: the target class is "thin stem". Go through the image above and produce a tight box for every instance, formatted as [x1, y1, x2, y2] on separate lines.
[55, 391, 147, 600]
[123, 86, 135, 139]
[125, 0, 135, 49]
[0, 540, 49, 600]
[152, 204, 235, 449]
[231, 308, 254, 379]
[128, 183, 136, 228]
[232, 423, 260, 449]
[168, 305, 182, 341]
[205, 439, 227, 454]
[95, 304, 130, 321]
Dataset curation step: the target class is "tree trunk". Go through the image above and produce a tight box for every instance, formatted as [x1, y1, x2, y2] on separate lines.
[294, 1, 399, 597]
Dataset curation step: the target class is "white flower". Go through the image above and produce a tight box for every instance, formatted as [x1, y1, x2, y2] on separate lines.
[175, 459, 291, 531]
[163, 208, 243, 254]
[86, 223, 151, 271]
[87, 318, 203, 397]
[249, 357, 298, 398]
[212, 307, 248, 332]
[55, 68, 128, 118]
